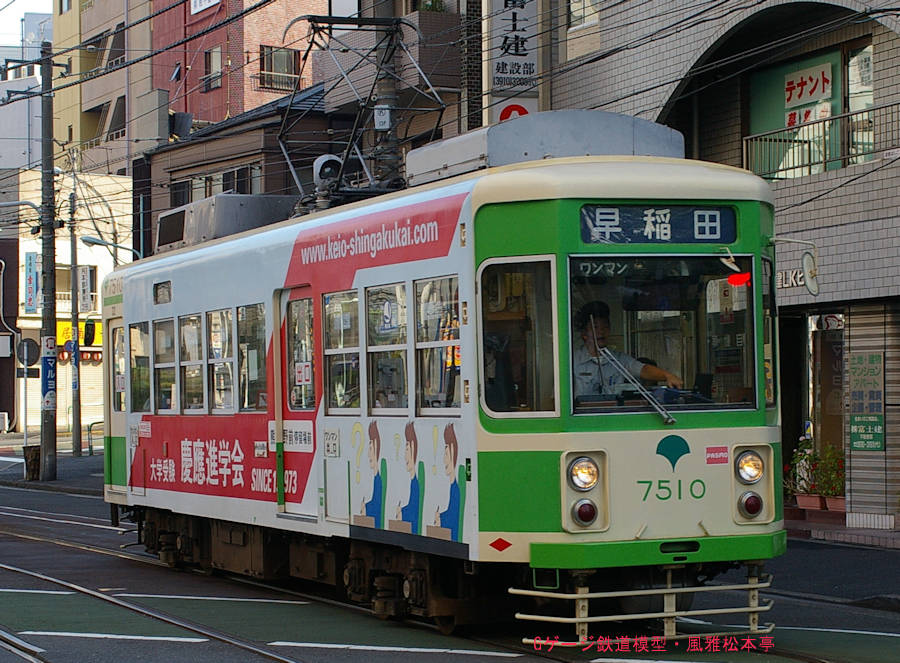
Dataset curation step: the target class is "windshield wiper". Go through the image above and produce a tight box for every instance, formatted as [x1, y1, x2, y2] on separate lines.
[597, 347, 676, 425]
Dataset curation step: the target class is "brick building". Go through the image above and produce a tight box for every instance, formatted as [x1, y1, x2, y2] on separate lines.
[152, 0, 327, 125]
[543, 0, 900, 529]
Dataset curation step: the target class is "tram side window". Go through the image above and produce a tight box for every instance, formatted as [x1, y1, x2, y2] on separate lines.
[415, 276, 460, 412]
[480, 260, 556, 414]
[153, 319, 176, 411]
[324, 290, 360, 411]
[179, 314, 204, 411]
[367, 283, 408, 413]
[287, 298, 315, 410]
[237, 303, 267, 411]
[129, 322, 150, 413]
[112, 327, 125, 412]
[208, 308, 234, 411]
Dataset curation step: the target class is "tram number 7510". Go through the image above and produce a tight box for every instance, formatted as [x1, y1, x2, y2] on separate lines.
[637, 479, 707, 501]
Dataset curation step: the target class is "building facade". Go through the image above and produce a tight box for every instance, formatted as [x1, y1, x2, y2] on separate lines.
[151, 0, 328, 126]
[53, 0, 163, 178]
[542, 0, 900, 528]
[0, 169, 132, 433]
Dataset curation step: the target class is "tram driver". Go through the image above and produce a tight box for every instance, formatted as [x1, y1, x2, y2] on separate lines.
[573, 300, 683, 400]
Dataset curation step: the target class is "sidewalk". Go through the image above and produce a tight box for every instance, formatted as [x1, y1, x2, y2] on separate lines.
[0, 431, 105, 497]
[1, 431, 899, 550]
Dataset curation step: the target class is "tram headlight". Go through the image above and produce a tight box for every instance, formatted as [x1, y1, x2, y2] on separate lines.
[735, 450, 764, 484]
[568, 456, 599, 491]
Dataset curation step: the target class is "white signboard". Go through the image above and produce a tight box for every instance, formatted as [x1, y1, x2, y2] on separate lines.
[784, 63, 832, 109]
[191, 0, 219, 15]
[78, 265, 93, 313]
[484, 0, 538, 125]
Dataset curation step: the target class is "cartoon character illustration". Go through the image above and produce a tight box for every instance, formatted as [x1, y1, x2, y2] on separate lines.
[361, 420, 384, 528]
[397, 422, 422, 534]
[434, 423, 461, 541]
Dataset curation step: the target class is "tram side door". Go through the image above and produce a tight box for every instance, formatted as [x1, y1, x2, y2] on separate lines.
[278, 288, 319, 517]
[106, 319, 133, 495]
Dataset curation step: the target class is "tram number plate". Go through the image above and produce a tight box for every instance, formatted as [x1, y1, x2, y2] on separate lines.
[637, 479, 707, 501]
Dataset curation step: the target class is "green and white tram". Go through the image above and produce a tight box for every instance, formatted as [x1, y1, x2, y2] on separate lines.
[101, 114, 783, 643]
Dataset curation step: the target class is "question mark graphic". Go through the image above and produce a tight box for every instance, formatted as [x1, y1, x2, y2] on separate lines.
[432, 425, 439, 475]
[394, 433, 402, 461]
[352, 422, 364, 485]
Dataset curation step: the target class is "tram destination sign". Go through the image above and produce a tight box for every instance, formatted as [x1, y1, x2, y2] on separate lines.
[581, 205, 737, 244]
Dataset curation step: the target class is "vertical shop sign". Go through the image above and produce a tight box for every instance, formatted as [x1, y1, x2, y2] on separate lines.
[485, 0, 539, 124]
[24, 252, 38, 313]
[849, 351, 885, 451]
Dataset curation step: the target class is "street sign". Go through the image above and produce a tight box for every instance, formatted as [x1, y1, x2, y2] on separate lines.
[16, 338, 40, 366]
[16, 368, 39, 378]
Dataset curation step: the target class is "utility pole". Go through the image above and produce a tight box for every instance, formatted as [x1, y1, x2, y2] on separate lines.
[69, 185, 81, 457]
[372, 1, 401, 187]
[39, 40, 57, 481]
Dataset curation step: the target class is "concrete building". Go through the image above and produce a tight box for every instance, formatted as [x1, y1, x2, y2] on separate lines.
[0, 168, 132, 434]
[53, 0, 163, 177]
[540, 0, 899, 529]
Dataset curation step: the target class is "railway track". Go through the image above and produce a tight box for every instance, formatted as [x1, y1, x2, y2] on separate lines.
[0, 504, 880, 663]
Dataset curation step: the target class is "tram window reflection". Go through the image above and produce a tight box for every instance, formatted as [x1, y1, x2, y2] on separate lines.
[324, 290, 360, 412]
[480, 259, 556, 415]
[237, 303, 267, 411]
[569, 256, 757, 413]
[415, 276, 460, 414]
[367, 283, 408, 413]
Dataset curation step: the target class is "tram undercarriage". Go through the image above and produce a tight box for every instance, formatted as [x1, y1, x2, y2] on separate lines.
[128, 505, 771, 640]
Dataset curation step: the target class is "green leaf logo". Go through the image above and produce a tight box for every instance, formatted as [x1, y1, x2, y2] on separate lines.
[656, 435, 690, 471]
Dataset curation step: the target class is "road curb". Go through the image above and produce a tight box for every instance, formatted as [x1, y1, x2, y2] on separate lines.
[0, 479, 103, 498]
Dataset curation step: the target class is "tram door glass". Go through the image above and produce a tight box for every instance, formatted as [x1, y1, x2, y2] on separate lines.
[238, 303, 267, 410]
[480, 259, 556, 414]
[287, 298, 315, 410]
[415, 276, 461, 413]
[129, 322, 150, 412]
[112, 327, 125, 412]
[569, 256, 756, 411]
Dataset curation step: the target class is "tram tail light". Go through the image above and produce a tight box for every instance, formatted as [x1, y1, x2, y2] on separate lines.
[738, 491, 763, 518]
[572, 499, 598, 526]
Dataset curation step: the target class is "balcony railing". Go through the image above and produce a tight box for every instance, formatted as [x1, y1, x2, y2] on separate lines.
[743, 102, 900, 179]
[255, 71, 302, 92]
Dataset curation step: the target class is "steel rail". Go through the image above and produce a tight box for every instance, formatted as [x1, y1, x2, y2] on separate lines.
[0, 562, 306, 663]
[0, 627, 47, 663]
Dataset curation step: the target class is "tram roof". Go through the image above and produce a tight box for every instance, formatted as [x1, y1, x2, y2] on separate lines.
[122, 156, 772, 270]
[467, 156, 774, 210]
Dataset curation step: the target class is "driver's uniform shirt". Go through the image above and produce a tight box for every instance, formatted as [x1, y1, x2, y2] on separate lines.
[573, 343, 645, 397]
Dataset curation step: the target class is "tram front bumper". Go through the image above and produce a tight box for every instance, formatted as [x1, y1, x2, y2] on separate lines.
[528, 530, 787, 569]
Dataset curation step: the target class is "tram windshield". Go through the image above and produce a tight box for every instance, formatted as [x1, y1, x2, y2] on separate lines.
[570, 256, 758, 413]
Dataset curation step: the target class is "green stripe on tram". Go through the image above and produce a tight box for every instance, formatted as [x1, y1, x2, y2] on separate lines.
[529, 530, 787, 569]
[478, 451, 561, 531]
[104, 435, 128, 486]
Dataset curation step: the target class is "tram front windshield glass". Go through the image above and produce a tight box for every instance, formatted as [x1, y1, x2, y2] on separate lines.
[570, 256, 756, 413]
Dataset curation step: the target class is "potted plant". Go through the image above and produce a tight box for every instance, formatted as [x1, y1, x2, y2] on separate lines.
[816, 444, 846, 511]
[784, 436, 824, 509]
